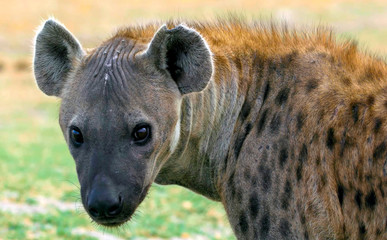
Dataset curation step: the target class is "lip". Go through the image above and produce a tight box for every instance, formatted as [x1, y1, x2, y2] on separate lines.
[95, 218, 129, 227]
[87, 205, 136, 227]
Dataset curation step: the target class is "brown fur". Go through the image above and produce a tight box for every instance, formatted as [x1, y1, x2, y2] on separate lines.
[35, 18, 387, 239]
[113, 20, 387, 239]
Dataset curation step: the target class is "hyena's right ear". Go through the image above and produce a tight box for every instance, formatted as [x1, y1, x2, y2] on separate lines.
[33, 19, 84, 97]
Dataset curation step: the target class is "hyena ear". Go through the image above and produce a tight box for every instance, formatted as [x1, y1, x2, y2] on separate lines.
[33, 19, 84, 97]
[144, 24, 213, 95]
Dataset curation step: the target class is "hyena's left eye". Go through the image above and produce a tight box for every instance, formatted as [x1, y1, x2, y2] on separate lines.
[70, 126, 84, 147]
[133, 124, 151, 144]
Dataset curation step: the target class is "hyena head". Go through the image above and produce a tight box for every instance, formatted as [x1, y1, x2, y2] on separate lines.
[33, 19, 212, 226]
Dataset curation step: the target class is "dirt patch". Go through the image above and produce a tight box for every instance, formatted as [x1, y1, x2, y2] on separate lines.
[72, 228, 125, 240]
[0, 194, 79, 215]
[14, 59, 31, 72]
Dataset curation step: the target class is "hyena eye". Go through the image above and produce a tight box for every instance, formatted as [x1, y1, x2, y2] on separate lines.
[70, 126, 84, 147]
[133, 124, 151, 144]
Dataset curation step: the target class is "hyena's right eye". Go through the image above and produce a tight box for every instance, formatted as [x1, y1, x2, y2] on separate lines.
[70, 126, 84, 147]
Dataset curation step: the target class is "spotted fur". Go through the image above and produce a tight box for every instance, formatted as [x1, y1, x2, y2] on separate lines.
[34, 18, 387, 239]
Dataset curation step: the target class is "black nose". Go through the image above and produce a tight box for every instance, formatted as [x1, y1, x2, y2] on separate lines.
[87, 186, 123, 218]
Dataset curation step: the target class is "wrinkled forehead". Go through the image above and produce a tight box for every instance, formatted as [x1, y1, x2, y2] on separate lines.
[61, 37, 178, 123]
[73, 38, 146, 104]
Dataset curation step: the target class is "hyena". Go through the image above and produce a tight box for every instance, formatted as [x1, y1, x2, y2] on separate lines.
[33, 18, 386, 239]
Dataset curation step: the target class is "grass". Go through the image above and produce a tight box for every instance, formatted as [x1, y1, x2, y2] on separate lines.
[0, 0, 386, 239]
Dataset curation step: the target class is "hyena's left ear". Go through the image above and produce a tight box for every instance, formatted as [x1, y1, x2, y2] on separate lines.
[33, 19, 84, 97]
[143, 24, 213, 95]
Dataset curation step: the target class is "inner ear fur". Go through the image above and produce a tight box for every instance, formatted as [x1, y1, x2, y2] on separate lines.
[145, 24, 213, 95]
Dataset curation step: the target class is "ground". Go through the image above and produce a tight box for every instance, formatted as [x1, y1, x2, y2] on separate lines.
[0, 0, 386, 239]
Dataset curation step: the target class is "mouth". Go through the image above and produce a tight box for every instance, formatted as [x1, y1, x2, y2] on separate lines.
[93, 217, 130, 227]
[86, 203, 137, 227]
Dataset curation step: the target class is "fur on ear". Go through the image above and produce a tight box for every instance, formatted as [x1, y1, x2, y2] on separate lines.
[144, 24, 213, 95]
[33, 18, 84, 97]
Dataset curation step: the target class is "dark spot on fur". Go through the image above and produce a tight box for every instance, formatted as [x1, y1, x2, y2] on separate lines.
[365, 190, 377, 210]
[306, 78, 319, 92]
[326, 128, 336, 150]
[300, 211, 306, 225]
[275, 87, 290, 106]
[257, 109, 268, 135]
[321, 174, 327, 187]
[299, 144, 308, 162]
[234, 57, 242, 70]
[279, 219, 291, 237]
[239, 212, 249, 234]
[234, 137, 245, 159]
[367, 95, 375, 105]
[366, 174, 372, 181]
[245, 123, 252, 134]
[244, 169, 251, 180]
[341, 76, 351, 86]
[260, 212, 270, 238]
[304, 231, 309, 240]
[337, 184, 345, 207]
[270, 113, 281, 133]
[251, 177, 258, 187]
[355, 190, 362, 209]
[240, 100, 251, 121]
[222, 158, 228, 173]
[281, 50, 298, 67]
[262, 82, 270, 104]
[359, 222, 366, 237]
[373, 141, 386, 160]
[279, 148, 288, 168]
[316, 156, 321, 166]
[374, 118, 383, 133]
[281, 180, 292, 210]
[228, 173, 236, 197]
[297, 112, 305, 131]
[258, 165, 272, 191]
[351, 103, 359, 123]
[234, 123, 253, 158]
[249, 194, 260, 219]
[296, 164, 303, 181]
[296, 145, 308, 181]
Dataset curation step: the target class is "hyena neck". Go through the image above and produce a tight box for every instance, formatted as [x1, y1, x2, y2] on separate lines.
[156, 56, 253, 201]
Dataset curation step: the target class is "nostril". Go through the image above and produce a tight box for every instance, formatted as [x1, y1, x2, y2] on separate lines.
[106, 195, 123, 217]
[89, 207, 100, 218]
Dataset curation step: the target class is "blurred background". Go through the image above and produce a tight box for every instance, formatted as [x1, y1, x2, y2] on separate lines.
[0, 0, 386, 239]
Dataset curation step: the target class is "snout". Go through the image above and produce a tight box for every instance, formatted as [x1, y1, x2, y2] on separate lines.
[82, 175, 149, 226]
[87, 185, 123, 219]
[85, 184, 132, 226]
